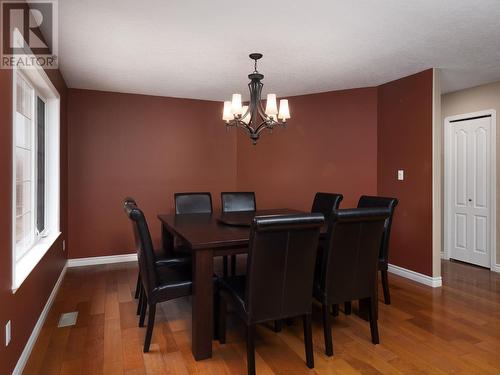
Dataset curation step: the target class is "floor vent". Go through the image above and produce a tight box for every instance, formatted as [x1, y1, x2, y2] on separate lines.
[58, 312, 78, 328]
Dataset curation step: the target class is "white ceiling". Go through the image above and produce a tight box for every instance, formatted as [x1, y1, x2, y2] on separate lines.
[58, 0, 500, 100]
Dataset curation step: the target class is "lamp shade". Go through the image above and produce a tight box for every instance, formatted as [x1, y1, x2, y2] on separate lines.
[222, 101, 232, 121]
[278, 99, 290, 120]
[231, 93, 243, 115]
[265, 94, 278, 116]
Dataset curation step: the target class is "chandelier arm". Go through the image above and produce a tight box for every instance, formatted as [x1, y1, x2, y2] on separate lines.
[254, 121, 273, 135]
[232, 119, 256, 136]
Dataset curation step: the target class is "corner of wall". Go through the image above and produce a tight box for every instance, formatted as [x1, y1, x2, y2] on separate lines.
[432, 68, 443, 278]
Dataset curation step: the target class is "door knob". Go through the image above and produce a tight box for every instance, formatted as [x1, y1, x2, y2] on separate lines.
[468, 198, 472, 202]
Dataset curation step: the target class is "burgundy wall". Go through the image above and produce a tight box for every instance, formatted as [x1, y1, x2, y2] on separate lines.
[0, 68, 68, 374]
[67, 89, 237, 259]
[237, 87, 379, 210]
[377, 69, 434, 276]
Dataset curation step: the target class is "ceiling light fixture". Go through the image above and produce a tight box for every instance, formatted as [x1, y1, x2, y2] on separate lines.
[222, 53, 290, 145]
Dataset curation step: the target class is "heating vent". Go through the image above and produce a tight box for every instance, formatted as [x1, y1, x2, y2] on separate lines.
[57, 312, 78, 328]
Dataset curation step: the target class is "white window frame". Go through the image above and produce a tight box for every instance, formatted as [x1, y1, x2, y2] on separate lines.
[11, 37, 61, 293]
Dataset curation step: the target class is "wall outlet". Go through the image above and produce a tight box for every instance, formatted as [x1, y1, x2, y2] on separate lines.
[62, 240, 66, 251]
[397, 169, 404, 181]
[5, 320, 11, 346]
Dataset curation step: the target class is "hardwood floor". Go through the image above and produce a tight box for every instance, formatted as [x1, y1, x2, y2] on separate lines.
[24, 259, 500, 374]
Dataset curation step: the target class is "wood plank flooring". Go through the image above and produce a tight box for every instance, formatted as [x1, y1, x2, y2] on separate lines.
[24, 259, 500, 374]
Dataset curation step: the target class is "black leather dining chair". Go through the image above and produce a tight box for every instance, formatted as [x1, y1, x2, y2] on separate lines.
[357, 195, 399, 305]
[174, 192, 213, 214]
[314, 208, 390, 356]
[123, 198, 190, 305]
[311, 192, 344, 219]
[125, 202, 193, 352]
[216, 213, 324, 375]
[221, 192, 256, 276]
[310, 192, 344, 317]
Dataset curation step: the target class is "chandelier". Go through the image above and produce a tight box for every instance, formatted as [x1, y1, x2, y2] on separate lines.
[222, 53, 290, 144]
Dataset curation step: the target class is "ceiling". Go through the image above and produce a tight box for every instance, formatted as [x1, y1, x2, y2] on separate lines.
[58, 0, 500, 101]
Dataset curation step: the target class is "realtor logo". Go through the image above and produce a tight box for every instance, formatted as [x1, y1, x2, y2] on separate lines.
[1, 0, 58, 69]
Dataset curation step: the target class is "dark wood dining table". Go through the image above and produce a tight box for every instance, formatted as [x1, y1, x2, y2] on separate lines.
[158, 209, 304, 360]
[157, 208, 374, 361]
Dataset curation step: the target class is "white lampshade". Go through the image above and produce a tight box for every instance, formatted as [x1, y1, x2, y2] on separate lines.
[265, 94, 278, 117]
[278, 99, 290, 120]
[222, 101, 232, 121]
[231, 93, 243, 115]
[241, 105, 250, 124]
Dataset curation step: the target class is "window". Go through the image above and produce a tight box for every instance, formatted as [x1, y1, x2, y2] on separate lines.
[12, 68, 60, 292]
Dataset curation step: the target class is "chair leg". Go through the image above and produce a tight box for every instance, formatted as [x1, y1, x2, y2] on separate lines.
[223, 256, 228, 277]
[322, 303, 333, 356]
[331, 304, 339, 317]
[218, 294, 227, 344]
[247, 324, 256, 375]
[368, 297, 380, 344]
[381, 269, 391, 305]
[137, 286, 144, 316]
[344, 301, 352, 315]
[143, 303, 156, 352]
[139, 294, 147, 327]
[274, 320, 283, 333]
[303, 313, 314, 369]
[134, 274, 141, 299]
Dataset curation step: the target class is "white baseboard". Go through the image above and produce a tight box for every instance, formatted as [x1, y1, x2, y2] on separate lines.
[67, 253, 137, 268]
[388, 263, 442, 288]
[491, 264, 500, 273]
[13, 263, 67, 375]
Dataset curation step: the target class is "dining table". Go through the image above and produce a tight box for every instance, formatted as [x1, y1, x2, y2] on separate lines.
[157, 208, 374, 361]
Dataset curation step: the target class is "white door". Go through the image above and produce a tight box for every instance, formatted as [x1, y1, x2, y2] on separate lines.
[450, 116, 491, 268]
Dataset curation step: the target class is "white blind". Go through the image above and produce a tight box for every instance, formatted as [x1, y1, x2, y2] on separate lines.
[15, 73, 35, 260]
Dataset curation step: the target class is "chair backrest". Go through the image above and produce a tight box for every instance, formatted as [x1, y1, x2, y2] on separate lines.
[221, 192, 256, 213]
[245, 214, 324, 323]
[357, 195, 398, 263]
[311, 192, 344, 220]
[174, 192, 213, 214]
[123, 199, 158, 296]
[318, 208, 390, 304]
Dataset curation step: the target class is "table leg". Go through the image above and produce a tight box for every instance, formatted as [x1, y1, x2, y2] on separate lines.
[161, 223, 175, 257]
[192, 249, 214, 360]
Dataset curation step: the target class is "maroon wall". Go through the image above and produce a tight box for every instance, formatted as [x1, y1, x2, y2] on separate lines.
[237, 87, 379, 210]
[67, 89, 237, 259]
[0, 67, 68, 374]
[377, 69, 434, 276]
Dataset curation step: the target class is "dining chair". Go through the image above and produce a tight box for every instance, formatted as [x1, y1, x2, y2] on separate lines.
[124, 202, 193, 352]
[221, 192, 256, 276]
[311, 192, 344, 219]
[216, 213, 324, 375]
[123, 198, 191, 305]
[174, 192, 213, 214]
[357, 195, 399, 304]
[310, 192, 344, 317]
[314, 208, 390, 356]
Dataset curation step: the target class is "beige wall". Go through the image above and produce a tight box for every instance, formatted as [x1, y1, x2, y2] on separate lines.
[442, 80, 500, 268]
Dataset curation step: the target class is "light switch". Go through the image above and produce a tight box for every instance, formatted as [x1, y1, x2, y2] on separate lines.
[5, 320, 11, 346]
[397, 170, 404, 181]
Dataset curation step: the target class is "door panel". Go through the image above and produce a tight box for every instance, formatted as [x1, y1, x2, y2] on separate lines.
[450, 116, 491, 268]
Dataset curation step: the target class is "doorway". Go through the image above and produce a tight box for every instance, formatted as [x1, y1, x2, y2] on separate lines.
[444, 110, 496, 269]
